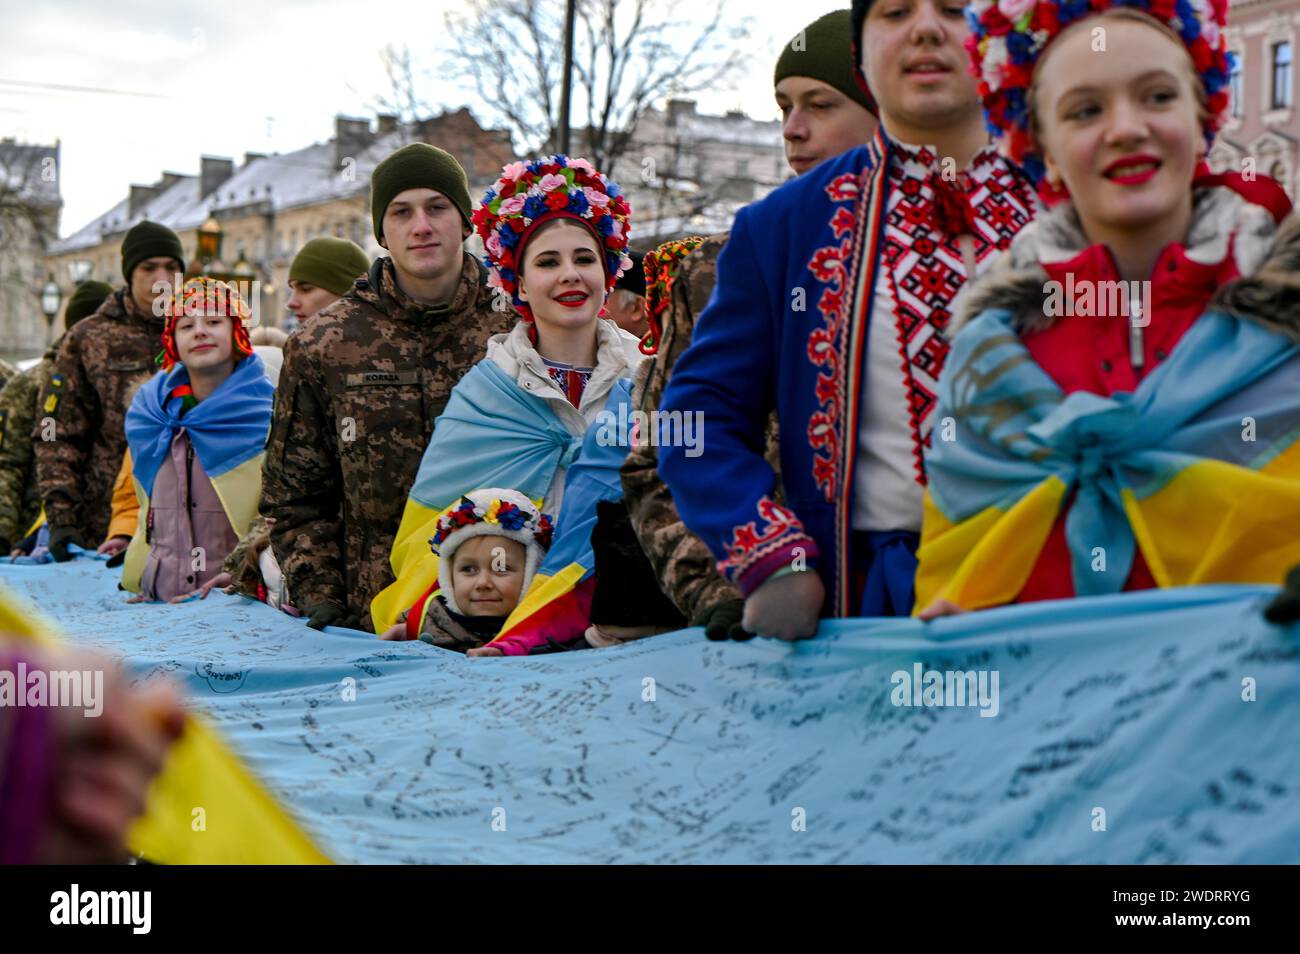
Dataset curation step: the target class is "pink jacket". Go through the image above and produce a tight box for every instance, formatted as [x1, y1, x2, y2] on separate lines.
[139, 430, 238, 602]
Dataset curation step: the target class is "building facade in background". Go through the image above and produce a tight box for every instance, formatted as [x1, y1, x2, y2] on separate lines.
[0, 139, 62, 356]
[44, 110, 514, 346]
[1212, 0, 1300, 196]
[613, 98, 790, 247]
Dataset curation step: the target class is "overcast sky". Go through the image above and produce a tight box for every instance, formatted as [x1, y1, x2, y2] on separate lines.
[0, 0, 845, 237]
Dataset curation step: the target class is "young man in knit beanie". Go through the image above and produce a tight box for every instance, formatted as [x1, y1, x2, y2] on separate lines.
[0, 280, 113, 557]
[34, 221, 186, 561]
[621, 8, 878, 641]
[284, 236, 370, 325]
[261, 143, 514, 632]
[658, 0, 1039, 637]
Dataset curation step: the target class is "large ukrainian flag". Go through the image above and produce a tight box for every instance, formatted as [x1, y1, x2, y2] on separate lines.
[915, 309, 1300, 611]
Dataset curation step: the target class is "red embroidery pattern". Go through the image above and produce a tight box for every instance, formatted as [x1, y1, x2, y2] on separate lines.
[804, 171, 863, 502]
[718, 497, 806, 580]
[881, 144, 1035, 482]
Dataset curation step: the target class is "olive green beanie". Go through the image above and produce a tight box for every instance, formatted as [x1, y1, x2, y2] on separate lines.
[120, 220, 185, 283]
[370, 143, 473, 242]
[289, 237, 371, 296]
[773, 9, 877, 115]
[64, 280, 114, 329]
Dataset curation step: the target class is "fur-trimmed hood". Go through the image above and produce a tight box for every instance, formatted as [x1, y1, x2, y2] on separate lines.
[950, 184, 1300, 340]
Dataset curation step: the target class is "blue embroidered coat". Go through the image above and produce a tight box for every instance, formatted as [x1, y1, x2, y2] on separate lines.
[660, 129, 1035, 615]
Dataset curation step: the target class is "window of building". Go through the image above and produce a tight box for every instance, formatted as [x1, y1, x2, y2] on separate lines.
[1230, 52, 1243, 118]
[1272, 41, 1293, 110]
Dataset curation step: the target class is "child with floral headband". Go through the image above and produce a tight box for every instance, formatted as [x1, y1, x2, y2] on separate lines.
[370, 155, 645, 636]
[379, 488, 553, 651]
[120, 278, 274, 603]
[914, 0, 1300, 617]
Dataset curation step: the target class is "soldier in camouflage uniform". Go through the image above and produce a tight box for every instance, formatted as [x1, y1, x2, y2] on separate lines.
[620, 9, 877, 639]
[0, 280, 114, 555]
[34, 222, 185, 560]
[261, 144, 514, 632]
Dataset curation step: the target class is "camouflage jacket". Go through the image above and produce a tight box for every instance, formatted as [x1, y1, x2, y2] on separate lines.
[0, 341, 58, 544]
[33, 290, 161, 543]
[621, 232, 782, 624]
[0, 359, 18, 391]
[261, 253, 514, 630]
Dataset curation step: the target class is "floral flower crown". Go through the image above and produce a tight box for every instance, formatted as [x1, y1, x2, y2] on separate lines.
[430, 493, 554, 553]
[471, 155, 634, 322]
[639, 235, 705, 355]
[160, 276, 253, 371]
[966, 0, 1233, 185]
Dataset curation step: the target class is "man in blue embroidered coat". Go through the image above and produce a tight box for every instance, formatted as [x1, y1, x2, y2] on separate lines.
[659, 0, 1038, 637]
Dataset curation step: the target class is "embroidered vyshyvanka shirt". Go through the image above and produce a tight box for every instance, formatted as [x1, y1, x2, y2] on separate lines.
[854, 141, 1036, 532]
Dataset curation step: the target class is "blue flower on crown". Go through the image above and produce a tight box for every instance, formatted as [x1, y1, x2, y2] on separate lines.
[523, 195, 548, 221]
[1004, 87, 1028, 121]
[567, 191, 589, 215]
[497, 505, 528, 532]
[1007, 31, 1036, 64]
[498, 225, 519, 249]
[1061, 0, 1090, 21]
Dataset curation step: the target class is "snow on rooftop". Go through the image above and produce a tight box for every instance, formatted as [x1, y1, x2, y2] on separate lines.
[49, 128, 413, 255]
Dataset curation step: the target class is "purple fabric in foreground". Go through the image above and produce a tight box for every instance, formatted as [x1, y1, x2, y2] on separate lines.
[0, 652, 54, 864]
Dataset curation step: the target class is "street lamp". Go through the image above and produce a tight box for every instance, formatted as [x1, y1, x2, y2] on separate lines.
[68, 260, 92, 285]
[40, 275, 62, 343]
[232, 249, 255, 281]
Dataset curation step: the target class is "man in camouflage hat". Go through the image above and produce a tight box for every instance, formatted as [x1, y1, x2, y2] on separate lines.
[0, 280, 114, 556]
[35, 222, 184, 560]
[261, 143, 514, 632]
[622, 8, 878, 639]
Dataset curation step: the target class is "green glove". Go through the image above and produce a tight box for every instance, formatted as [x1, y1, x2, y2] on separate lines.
[1264, 565, 1300, 625]
[48, 525, 82, 563]
[306, 602, 351, 631]
[697, 599, 751, 642]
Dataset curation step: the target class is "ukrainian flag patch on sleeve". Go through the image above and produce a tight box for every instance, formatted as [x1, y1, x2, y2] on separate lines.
[43, 373, 64, 417]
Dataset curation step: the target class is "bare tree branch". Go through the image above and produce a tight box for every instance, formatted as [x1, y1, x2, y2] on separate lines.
[374, 0, 749, 169]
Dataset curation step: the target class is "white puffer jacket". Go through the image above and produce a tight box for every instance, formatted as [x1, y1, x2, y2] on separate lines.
[485, 317, 644, 510]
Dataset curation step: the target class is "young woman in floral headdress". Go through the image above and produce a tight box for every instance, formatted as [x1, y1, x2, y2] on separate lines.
[915, 0, 1300, 616]
[371, 156, 646, 648]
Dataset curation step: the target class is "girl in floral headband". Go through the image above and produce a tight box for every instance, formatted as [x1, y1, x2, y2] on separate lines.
[121, 277, 274, 604]
[914, 0, 1300, 618]
[371, 156, 645, 635]
[469, 154, 643, 416]
[379, 488, 553, 651]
